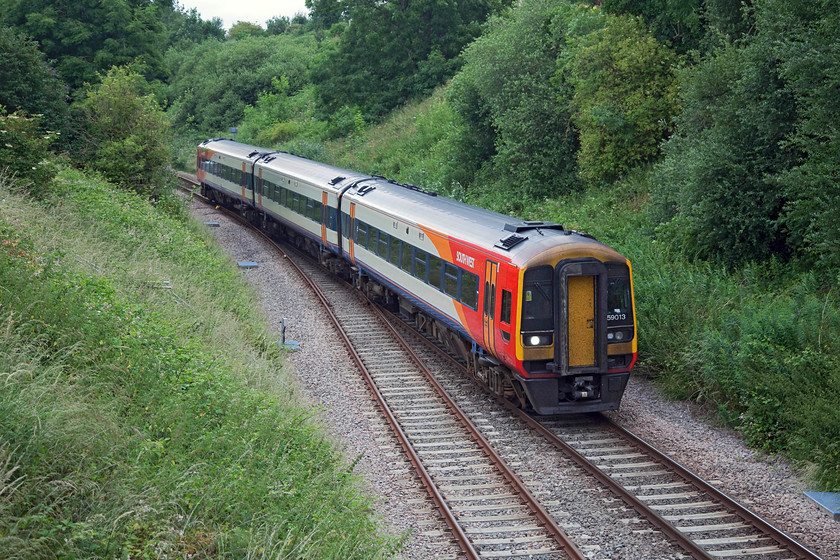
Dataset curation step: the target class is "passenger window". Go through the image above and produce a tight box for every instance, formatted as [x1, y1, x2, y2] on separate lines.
[355, 222, 367, 246]
[389, 236, 400, 266]
[367, 227, 378, 252]
[342, 212, 351, 238]
[500, 290, 512, 324]
[429, 256, 442, 289]
[414, 250, 428, 282]
[461, 272, 478, 310]
[401, 242, 412, 273]
[377, 232, 389, 258]
[444, 263, 458, 298]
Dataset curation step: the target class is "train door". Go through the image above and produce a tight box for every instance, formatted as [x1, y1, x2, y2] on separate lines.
[557, 260, 608, 375]
[321, 192, 328, 247]
[483, 260, 499, 355]
[241, 162, 248, 202]
[348, 202, 356, 263]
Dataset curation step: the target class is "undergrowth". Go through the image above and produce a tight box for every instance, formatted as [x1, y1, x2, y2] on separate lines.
[0, 167, 396, 558]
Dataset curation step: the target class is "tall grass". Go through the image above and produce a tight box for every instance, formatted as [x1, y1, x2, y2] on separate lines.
[0, 168, 396, 557]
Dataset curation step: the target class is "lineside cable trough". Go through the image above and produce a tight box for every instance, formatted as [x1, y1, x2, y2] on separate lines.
[804, 492, 840, 520]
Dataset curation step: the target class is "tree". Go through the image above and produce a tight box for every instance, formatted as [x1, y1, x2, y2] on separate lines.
[166, 34, 318, 132]
[228, 21, 265, 40]
[0, 26, 68, 135]
[447, 0, 583, 202]
[766, 0, 840, 269]
[72, 66, 170, 198]
[306, 0, 344, 28]
[312, 0, 513, 121]
[561, 13, 679, 183]
[163, 7, 225, 46]
[266, 16, 291, 35]
[2, 0, 167, 90]
[601, 0, 704, 53]
[650, 39, 797, 264]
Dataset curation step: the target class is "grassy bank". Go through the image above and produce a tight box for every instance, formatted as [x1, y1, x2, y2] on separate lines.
[0, 166, 396, 558]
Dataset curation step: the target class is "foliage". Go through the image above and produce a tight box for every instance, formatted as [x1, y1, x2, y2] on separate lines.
[0, 26, 68, 135]
[1, 0, 168, 90]
[0, 109, 57, 193]
[162, 6, 225, 47]
[0, 166, 396, 557]
[71, 66, 171, 199]
[447, 0, 584, 206]
[166, 34, 318, 132]
[601, 0, 703, 53]
[767, 0, 840, 270]
[311, 0, 513, 121]
[649, 34, 798, 264]
[561, 12, 679, 184]
[266, 15, 292, 34]
[228, 21, 265, 40]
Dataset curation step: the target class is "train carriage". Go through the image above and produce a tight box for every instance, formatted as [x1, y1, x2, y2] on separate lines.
[196, 139, 269, 211]
[339, 179, 637, 414]
[254, 152, 368, 257]
[197, 138, 637, 415]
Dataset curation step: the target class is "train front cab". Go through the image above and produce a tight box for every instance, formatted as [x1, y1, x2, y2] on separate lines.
[516, 258, 637, 415]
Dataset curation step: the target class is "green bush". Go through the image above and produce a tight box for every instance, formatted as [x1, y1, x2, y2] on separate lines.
[72, 66, 171, 199]
[0, 108, 56, 194]
[562, 13, 678, 184]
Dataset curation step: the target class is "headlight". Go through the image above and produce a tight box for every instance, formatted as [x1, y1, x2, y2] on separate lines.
[608, 329, 633, 343]
[524, 334, 552, 347]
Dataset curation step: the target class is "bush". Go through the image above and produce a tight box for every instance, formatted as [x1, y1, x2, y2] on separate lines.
[71, 66, 171, 199]
[561, 13, 679, 184]
[0, 26, 68, 135]
[0, 108, 56, 194]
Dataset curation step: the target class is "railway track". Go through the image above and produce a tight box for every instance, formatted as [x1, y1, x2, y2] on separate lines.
[179, 172, 584, 559]
[383, 309, 824, 560]
[178, 172, 824, 560]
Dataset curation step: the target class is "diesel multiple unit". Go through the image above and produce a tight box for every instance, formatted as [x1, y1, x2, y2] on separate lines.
[197, 138, 637, 414]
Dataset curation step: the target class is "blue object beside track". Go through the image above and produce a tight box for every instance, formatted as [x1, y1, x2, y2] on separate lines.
[803, 491, 840, 520]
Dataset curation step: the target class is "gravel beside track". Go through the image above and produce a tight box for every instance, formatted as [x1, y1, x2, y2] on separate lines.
[190, 199, 838, 560]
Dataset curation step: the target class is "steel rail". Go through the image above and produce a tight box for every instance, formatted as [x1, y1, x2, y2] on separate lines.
[383, 310, 823, 560]
[181, 172, 820, 559]
[367, 302, 587, 559]
[606, 419, 823, 560]
[179, 175, 480, 559]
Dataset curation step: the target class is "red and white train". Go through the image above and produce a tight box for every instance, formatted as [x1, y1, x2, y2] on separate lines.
[197, 138, 637, 414]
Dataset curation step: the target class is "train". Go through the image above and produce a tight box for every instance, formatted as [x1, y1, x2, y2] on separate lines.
[196, 138, 637, 414]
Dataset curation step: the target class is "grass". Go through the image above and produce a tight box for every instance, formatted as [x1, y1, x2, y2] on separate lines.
[0, 166, 397, 558]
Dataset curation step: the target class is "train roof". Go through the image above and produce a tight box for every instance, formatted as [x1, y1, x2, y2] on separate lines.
[344, 179, 621, 264]
[199, 138, 271, 160]
[256, 151, 370, 193]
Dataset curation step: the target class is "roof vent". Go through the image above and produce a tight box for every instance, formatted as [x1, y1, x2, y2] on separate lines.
[329, 176, 346, 185]
[495, 233, 527, 251]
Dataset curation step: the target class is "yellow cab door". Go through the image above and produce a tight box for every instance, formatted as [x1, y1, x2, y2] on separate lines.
[558, 260, 608, 375]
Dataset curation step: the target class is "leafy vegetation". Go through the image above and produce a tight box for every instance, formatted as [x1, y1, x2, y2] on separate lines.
[0, 167, 395, 558]
[70, 66, 172, 199]
[3, 2, 840, 548]
[310, 0, 513, 120]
